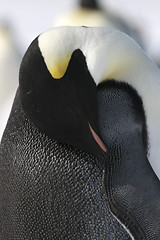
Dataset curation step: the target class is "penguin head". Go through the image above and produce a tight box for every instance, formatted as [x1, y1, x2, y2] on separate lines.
[19, 26, 109, 158]
[80, 0, 99, 10]
[19, 26, 160, 167]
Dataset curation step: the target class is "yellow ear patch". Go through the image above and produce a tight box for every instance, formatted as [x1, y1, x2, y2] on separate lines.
[47, 54, 71, 79]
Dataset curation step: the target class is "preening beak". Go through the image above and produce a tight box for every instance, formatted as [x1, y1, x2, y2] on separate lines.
[89, 123, 107, 152]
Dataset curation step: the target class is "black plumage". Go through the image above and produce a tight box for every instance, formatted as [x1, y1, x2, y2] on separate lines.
[0, 88, 130, 239]
[80, 0, 99, 9]
[1, 29, 160, 240]
[98, 81, 160, 239]
[20, 38, 104, 158]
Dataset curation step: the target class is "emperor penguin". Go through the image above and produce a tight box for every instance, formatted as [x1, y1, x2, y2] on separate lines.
[1, 26, 160, 239]
[55, 0, 142, 46]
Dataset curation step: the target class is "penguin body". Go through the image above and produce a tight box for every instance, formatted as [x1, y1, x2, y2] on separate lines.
[1, 26, 160, 239]
[1, 89, 131, 239]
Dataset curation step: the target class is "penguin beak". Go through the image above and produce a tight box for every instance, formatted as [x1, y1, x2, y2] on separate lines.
[89, 123, 107, 152]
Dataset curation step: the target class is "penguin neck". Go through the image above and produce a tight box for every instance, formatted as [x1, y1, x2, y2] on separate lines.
[105, 48, 160, 179]
[97, 80, 147, 156]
